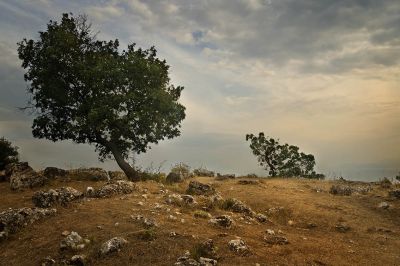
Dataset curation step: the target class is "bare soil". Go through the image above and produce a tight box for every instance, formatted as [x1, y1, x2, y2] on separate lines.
[0, 177, 399, 265]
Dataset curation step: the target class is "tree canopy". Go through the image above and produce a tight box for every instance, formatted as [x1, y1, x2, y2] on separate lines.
[246, 132, 323, 179]
[0, 137, 19, 171]
[17, 13, 186, 180]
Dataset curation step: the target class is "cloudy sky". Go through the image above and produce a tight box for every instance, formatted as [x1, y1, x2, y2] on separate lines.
[0, 0, 399, 180]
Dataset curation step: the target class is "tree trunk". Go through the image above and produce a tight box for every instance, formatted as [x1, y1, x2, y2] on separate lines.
[106, 142, 140, 182]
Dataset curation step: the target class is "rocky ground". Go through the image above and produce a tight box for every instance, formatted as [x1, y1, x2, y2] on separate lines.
[0, 165, 399, 265]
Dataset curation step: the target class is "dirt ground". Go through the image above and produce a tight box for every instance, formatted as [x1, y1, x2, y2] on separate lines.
[0, 176, 399, 266]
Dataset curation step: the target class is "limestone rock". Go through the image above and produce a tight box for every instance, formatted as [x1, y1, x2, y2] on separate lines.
[228, 238, 250, 255]
[0, 207, 56, 240]
[263, 235, 289, 245]
[199, 257, 217, 266]
[209, 215, 233, 228]
[68, 168, 109, 181]
[42, 167, 67, 179]
[60, 231, 89, 251]
[92, 180, 136, 198]
[187, 181, 215, 196]
[32, 187, 83, 207]
[8, 162, 47, 190]
[100, 237, 128, 255]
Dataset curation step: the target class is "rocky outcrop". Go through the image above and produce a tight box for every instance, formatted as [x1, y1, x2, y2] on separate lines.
[187, 181, 215, 196]
[108, 171, 127, 180]
[60, 231, 90, 251]
[0, 207, 56, 241]
[90, 180, 136, 198]
[228, 238, 250, 256]
[32, 187, 83, 207]
[389, 189, 400, 199]
[209, 215, 233, 228]
[99, 237, 128, 255]
[42, 167, 67, 179]
[68, 168, 109, 181]
[222, 198, 254, 216]
[7, 162, 47, 190]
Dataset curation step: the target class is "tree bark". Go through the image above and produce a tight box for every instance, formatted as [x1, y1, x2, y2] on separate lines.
[105, 142, 140, 182]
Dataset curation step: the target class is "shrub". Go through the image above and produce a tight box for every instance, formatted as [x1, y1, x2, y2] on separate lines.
[380, 177, 392, 188]
[0, 137, 19, 171]
[170, 163, 191, 178]
[193, 167, 214, 177]
[193, 210, 211, 219]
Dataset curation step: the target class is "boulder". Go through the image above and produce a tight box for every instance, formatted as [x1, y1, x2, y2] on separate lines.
[222, 198, 254, 216]
[335, 223, 351, 233]
[166, 172, 184, 183]
[329, 185, 353, 196]
[99, 237, 128, 255]
[193, 168, 215, 177]
[91, 180, 136, 198]
[42, 167, 67, 179]
[68, 168, 109, 181]
[181, 194, 196, 204]
[263, 235, 289, 245]
[209, 215, 233, 228]
[32, 187, 83, 207]
[228, 238, 250, 255]
[255, 213, 268, 223]
[378, 202, 390, 209]
[187, 181, 215, 196]
[389, 190, 400, 199]
[69, 254, 86, 266]
[60, 231, 89, 251]
[8, 162, 47, 190]
[199, 257, 217, 266]
[108, 171, 127, 180]
[0, 207, 56, 240]
[175, 251, 200, 266]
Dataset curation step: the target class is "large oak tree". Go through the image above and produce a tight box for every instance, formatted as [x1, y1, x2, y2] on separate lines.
[17, 14, 186, 181]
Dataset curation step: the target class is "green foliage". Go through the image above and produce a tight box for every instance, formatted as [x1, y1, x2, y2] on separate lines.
[193, 210, 211, 219]
[396, 172, 400, 182]
[0, 137, 19, 171]
[17, 13, 185, 178]
[138, 228, 157, 241]
[246, 132, 322, 178]
[220, 198, 236, 210]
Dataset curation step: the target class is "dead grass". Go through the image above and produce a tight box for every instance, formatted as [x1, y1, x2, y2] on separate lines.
[0, 177, 399, 265]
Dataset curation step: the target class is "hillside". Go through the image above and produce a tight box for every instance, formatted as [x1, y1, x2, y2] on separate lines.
[0, 173, 399, 265]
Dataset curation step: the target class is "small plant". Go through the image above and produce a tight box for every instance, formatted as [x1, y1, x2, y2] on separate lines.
[0, 137, 19, 171]
[138, 228, 157, 241]
[193, 210, 211, 219]
[380, 177, 392, 188]
[220, 198, 236, 210]
[395, 172, 400, 182]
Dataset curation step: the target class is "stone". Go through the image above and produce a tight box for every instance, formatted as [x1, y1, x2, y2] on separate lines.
[69, 254, 86, 266]
[187, 181, 216, 195]
[209, 215, 233, 228]
[60, 231, 89, 251]
[143, 217, 158, 227]
[198, 239, 218, 259]
[223, 198, 253, 216]
[62, 230, 70, 236]
[166, 172, 184, 183]
[165, 194, 184, 205]
[91, 180, 136, 198]
[68, 168, 109, 181]
[8, 162, 47, 190]
[32, 187, 83, 207]
[255, 213, 268, 223]
[266, 229, 275, 235]
[108, 171, 127, 180]
[228, 238, 250, 255]
[329, 185, 353, 196]
[100, 237, 128, 255]
[86, 187, 95, 197]
[175, 251, 200, 266]
[237, 180, 258, 185]
[335, 223, 351, 233]
[0, 207, 56, 239]
[378, 202, 390, 209]
[41, 256, 56, 266]
[263, 235, 289, 245]
[389, 190, 400, 199]
[181, 194, 196, 204]
[199, 257, 217, 266]
[193, 168, 215, 177]
[42, 167, 67, 179]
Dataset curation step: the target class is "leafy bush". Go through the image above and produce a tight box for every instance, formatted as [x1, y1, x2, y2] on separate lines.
[0, 137, 19, 171]
[246, 132, 324, 178]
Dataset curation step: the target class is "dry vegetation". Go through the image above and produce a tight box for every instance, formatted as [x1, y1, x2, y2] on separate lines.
[0, 176, 399, 265]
